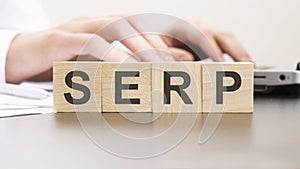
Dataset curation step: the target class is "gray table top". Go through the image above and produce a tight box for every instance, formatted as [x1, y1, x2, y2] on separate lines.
[0, 94, 300, 168]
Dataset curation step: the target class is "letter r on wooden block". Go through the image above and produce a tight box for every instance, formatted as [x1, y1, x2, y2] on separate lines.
[202, 62, 254, 113]
[102, 63, 152, 112]
[152, 62, 202, 113]
[53, 62, 102, 112]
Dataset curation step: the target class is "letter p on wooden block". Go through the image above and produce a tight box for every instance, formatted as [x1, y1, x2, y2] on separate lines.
[202, 62, 254, 113]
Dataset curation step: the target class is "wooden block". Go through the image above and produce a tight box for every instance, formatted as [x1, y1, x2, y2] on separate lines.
[53, 62, 102, 112]
[102, 62, 152, 112]
[152, 62, 202, 113]
[53, 62, 253, 113]
[202, 62, 253, 113]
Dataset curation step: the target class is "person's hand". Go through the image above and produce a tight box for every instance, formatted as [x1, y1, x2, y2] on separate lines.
[6, 15, 189, 83]
[6, 14, 252, 83]
[5, 15, 165, 83]
[5, 16, 116, 83]
[162, 20, 253, 62]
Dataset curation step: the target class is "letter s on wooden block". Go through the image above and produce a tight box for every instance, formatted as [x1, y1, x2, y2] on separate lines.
[101, 63, 152, 112]
[53, 62, 102, 112]
[202, 62, 254, 113]
[152, 62, 202, 113]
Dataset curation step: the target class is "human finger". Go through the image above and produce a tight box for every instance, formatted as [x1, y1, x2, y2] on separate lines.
[213, 31, 253, 62]
[142, 34, 175, 61]
[168, 47, 194, 61]
[65, 33, 136, 62]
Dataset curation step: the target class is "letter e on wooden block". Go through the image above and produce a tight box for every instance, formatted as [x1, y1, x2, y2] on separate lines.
[202, 62, 253, 113]
[152, 62, 202, 113]
[102, 62, 152, 112]
[53, 62, 101, 112]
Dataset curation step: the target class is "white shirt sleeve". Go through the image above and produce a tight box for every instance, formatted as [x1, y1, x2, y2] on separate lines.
[0, 0, 51, 83]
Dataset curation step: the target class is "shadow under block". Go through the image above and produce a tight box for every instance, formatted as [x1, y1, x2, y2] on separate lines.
[101, 62, 152, 112]
[152, 62, 202, 113]
[53, 62, 102, 112]
[202, 62, 254, 113]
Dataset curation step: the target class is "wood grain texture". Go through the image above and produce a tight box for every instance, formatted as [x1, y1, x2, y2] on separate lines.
[202, 62, 254, 113]
[53, 62, 102, 112]
[152, 62, 202, 113]
[53, 62, 253, 113]
[101, 62, 152, 112]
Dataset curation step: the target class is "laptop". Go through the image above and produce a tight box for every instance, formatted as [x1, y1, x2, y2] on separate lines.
[254, 62, 300, 93]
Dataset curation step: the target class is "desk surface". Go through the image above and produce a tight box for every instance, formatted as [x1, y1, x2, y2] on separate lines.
[1, 95, 300, 168]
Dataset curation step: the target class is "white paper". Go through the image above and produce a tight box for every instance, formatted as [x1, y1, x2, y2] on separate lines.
[0, 107, 52, 117]
[20, 81, 53, 91]
[0, 82, 53, 117]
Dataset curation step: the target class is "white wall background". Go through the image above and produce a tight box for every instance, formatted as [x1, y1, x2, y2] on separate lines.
[40, 0, 300, 69]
